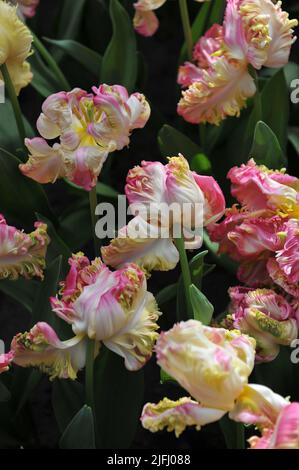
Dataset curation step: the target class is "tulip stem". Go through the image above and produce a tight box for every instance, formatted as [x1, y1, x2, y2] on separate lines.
[179, 0, 193, 60]
[174, 236, 193, 319]
[0, 63, 26, 152]
[89, 186, 100, 256]
[85, 338, 96, 412]
[31, 31, 71, 91]
[236, 423, 245, 449]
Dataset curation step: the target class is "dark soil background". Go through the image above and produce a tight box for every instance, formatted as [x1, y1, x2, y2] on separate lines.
[0, 0, 298, 449]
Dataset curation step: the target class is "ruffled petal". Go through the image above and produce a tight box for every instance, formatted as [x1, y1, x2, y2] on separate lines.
[177, 58, 256, 125]
[229, 383, 289, 428]
[101, 221, 180, 273]
[21, 138, 66, 184]
[0, 217, 49, 280]
[104, 291, 160, 370]
[11, 322, 92, 380]
[141, 397, 226, 437]
[0, 2, 33, 94]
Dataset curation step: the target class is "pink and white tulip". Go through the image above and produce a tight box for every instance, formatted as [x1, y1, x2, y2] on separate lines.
[228, 287, 298, 362]
[102, 155, 225, 273]
[141, 320, 256, 436]
[209, 160, 299, 291]
[178, 43, 256, 125]
[20, 86, 150, 191]
[155, 320, 256, 411]
[0, 215, 49, 280]
[177, 0, 297, 125]
[224, 0, 298, 69]
[227, 159, 299, 216]
[51, 255, 160, 371]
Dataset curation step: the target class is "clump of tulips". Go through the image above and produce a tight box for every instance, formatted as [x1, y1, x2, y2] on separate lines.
[0, 0, 298, 451]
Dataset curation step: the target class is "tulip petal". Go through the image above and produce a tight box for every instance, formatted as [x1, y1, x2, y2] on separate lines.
[141, 397, 226, 437]
[11, 322, 93, 380]
[0, 217, 49, 280]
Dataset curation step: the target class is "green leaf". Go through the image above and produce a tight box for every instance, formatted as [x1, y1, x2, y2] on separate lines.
[189, 250, 208, 290]
[0, 148, 54, 230]
[60, 405, 96, 449]
[96, 182, 120, 199]
[31, 256, 62, 326]
[160, 369, 176, 385]
[0, 102, 33, 155]
[29, 50, 60, 98]
[250, 121, 286, 169]
[191, 153, 212, 174]
[56, 0, 87, 59]
[207, 0, 226, 28]
[180, 1, 211, 62]
[15, 370, 42, 414]
[44, 38, 102, 76]
[261, 69, 289, 153]
[52, 380, 84, 433]
[284, 62, 299, 89]
[95, 349, 144, 449]
[0, 381, 11, 403]
[0, 278, 38, 313]
[59, 206, 91, 253]
[189, 284, 214, 325]
[101, 0, 137, 91]
[289, 127, 299, 156]
[156, 283, 177, 306]
[158, 124, 203, 162]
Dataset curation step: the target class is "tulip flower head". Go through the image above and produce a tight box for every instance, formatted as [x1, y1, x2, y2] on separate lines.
[51, 254, 161, 371]
[20, 85, 150, 191]
[228, 287, 298, 362]
[209, 160, 299, 294]
[227, 159, 299, 217]
[141, 320, 256, 436]
[156, 320, 256, 410]
[177, 0, 298, 124]
[0, 215, 49, 280]
[2, 255, 160, 380]
[0, 0, 33, 94]
[102, 155, 225, 274]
